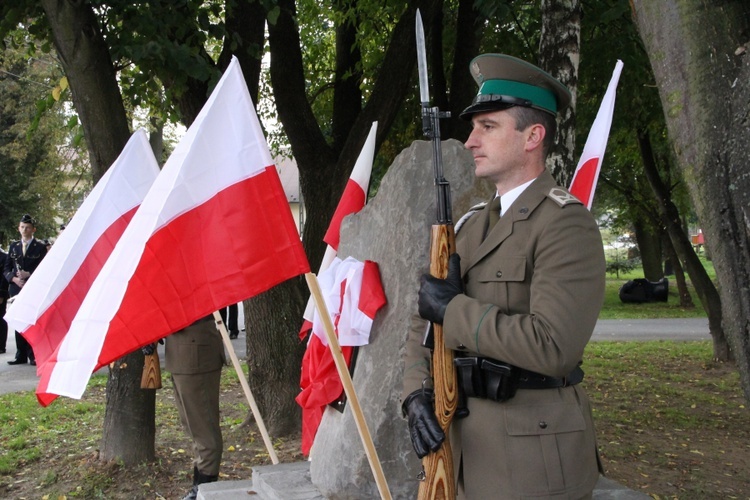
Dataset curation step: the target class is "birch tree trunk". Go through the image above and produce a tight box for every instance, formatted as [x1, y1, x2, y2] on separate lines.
[539, 0, 580, 183]
[631, 0, 750, 398]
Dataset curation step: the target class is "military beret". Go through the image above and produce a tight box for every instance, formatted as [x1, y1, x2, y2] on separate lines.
[460, 54, 571, 120]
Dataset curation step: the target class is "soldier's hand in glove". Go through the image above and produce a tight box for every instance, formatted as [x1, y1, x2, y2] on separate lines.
[141, 339, 164, 356]
[402, 388, 445, 458]
[418, 253, 462, 325]
[141, 343, 157, 356]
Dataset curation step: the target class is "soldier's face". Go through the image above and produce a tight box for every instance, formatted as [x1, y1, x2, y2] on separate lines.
[18, 222, 36, 240]
[465, 109, 528, 183]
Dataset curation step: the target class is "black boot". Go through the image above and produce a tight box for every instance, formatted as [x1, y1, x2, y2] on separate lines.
[181, 466, 218, 500]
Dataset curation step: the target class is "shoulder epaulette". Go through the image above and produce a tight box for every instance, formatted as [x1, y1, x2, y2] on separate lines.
[547, 187, 582, 207]
[455, 202, 487, 233]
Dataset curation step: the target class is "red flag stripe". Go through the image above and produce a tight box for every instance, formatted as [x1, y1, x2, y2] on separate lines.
[568, 157, 600, 209]
[323, 179, 367, 250]
[22, 208, 136, 368]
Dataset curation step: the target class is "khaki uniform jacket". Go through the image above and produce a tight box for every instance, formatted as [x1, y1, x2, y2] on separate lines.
[403, 171, 605, 499]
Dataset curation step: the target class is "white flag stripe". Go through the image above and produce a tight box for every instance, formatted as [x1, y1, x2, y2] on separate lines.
[349, 121, 377, 191]
[4, 129, 159, 333]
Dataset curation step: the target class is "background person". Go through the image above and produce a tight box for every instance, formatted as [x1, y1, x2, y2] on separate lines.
[3, 214, 47, 365]
[0, 247, 8, 354]
[160, 315, 226, 500]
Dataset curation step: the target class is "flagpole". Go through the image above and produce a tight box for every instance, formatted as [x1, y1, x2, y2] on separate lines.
[304, 272, 392, 500]
[213, 310, 279, 465]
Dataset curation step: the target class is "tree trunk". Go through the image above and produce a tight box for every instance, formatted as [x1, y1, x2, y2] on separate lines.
[244, 278, 308, 436]
[101, 352, 156, 462]
[663, 233, 694, 309]
[637, 128, 730, 361]
[445, 0, 485, 141]
[40, 0, 131, 181]
[539, 0, 580, 184]
[40, 0, 155, 463]
[632, 217, 663, 281]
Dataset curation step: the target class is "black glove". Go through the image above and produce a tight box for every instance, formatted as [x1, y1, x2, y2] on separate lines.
[418, 253, 462, 325]
[141, 343, 157, 355]
[402, 389, 445, 458]
[141, 339, 164, 355]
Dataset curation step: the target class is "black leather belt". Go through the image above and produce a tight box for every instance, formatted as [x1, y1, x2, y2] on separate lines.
[455, 356, 584, 403]
[516, 365, 584, 389]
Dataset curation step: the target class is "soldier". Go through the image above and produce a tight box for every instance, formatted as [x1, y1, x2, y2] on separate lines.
[4, 214, 47, 365]
[402, 54, 606, 498]
[162, 316, 226, 500]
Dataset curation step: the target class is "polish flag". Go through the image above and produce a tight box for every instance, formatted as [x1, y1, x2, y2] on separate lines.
[569, 60, 624, 209]
[297, 256, 386, 455]
[37, 56, 310, 404]
[4, 129, 159, 378]
[299, 122, 377, 339]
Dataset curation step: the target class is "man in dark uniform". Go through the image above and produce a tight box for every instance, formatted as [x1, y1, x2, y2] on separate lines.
[220, 303, 240, 339]
[402, 54, 606, 498]
[3, 214, 48, 365]
[0, 247, 9, 354]
[162, 315, 226, 500]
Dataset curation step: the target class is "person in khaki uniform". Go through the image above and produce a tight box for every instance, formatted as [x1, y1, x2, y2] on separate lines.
[402, 54, 606, 499]
[163, 315, 226, 500]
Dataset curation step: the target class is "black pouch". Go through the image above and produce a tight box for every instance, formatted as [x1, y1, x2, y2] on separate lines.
[454, 356, 485, 398]
[480, 358, 518, 402]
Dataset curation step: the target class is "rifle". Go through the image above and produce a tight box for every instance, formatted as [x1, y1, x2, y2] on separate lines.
[415, 10, 457, 500]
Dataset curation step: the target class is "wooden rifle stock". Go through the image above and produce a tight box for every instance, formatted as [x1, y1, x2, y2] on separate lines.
[418, 224, 457, 500]
[141, 352, 162, 389]
[138, 310, 163, 388]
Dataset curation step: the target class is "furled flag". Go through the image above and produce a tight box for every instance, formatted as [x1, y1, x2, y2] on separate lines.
[298, 122, 378, 339]
[297, 256, 386, 455]
[4, 129, 159, 386]
[36, 56, 310, 403]
[569, 60, 624, 209]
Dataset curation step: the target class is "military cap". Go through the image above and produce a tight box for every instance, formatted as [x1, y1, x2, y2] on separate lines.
[19, 214, 36, 225]
[460, 54, 571, 120]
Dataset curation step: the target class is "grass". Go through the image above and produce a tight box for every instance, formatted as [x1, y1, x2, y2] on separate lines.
[584, 341, 749, 497]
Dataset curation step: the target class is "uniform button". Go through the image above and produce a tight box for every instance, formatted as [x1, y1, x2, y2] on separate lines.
[496, 271, 503, 278]
[457, 344, 467, 351]
[539, 421, 548, 429]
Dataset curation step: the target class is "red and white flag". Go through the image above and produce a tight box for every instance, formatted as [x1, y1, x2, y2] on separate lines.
[37, 56, 310, 403]
[569, 60, 624, 209]
[299, 121, 377, 338]
[297, 256, 386, 455]
[4, 129, 159, 384]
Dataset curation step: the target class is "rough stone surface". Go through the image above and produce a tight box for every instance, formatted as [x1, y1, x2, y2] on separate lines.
[308, 139, 494, 499]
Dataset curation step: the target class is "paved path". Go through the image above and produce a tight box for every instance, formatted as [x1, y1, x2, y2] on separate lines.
[592, 317, 710, 342]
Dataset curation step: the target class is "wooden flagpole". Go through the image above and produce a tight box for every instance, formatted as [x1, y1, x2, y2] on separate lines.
[213, 310, 279, 464]
[304, 272, 392, 500]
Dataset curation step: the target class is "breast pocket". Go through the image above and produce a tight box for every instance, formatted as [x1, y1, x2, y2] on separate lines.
[474, 256, 526, 310]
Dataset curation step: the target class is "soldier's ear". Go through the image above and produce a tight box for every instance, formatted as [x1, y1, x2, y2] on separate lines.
[524, 123, 546, 153]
